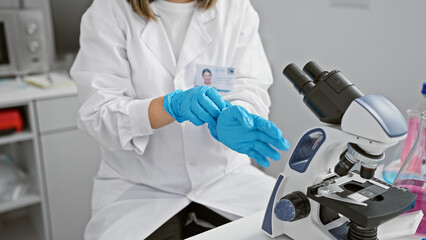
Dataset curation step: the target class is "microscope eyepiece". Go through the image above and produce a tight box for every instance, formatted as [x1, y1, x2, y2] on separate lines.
[303, 61, 328, 83]
[283, 63, 315, 95]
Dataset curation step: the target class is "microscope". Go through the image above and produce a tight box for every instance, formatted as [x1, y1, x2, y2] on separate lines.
[262, 61, 423, 240]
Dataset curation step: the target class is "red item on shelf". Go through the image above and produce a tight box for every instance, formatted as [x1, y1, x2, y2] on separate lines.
[0, 108, 24, 135]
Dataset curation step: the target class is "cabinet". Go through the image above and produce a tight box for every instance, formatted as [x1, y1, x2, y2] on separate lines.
[37, 96, 101, 240]
[0, 101, 48, 240]
[0, 79, 101, 240]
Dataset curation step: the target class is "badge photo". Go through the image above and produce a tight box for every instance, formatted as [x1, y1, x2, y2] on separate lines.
[195, 64, 235, 92]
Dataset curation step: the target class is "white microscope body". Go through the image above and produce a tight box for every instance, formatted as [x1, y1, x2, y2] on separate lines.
[262, 62, 422, 240]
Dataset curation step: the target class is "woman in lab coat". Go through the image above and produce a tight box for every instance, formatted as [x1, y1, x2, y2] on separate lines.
[70, 0, 289, 239]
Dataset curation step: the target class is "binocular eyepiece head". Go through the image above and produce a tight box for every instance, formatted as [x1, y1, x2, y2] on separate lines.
[283, 61, 364, 124]
[283, 61, 328, 95]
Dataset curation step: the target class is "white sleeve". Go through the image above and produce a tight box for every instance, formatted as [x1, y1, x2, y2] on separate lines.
[70, 1, 153, 155]
[223, 1, 273, 119]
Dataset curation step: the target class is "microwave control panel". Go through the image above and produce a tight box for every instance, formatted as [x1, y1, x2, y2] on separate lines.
[16, 10, 49, 74]
[0, 9, 49, 77]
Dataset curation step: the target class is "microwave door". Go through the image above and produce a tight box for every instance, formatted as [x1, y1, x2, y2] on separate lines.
[0, 12, 19, 77]
[0, 23, 9, 65]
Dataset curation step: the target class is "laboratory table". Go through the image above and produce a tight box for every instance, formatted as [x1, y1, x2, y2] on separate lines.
[187, 210, 423, 240]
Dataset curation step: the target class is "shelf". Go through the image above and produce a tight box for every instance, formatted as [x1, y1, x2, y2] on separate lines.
[0, 194, 41, 214]
[0, 215, 41, 240]
[0, 131, 33, 145]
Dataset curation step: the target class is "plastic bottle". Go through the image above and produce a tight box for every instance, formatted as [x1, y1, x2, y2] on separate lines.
[382, 82, 426, 184]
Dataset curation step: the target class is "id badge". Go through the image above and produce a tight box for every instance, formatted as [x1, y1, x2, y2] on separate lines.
[195, 64, 235, 92]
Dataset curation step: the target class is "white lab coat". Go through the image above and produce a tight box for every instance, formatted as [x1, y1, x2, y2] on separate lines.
[71, 0, 276, 239]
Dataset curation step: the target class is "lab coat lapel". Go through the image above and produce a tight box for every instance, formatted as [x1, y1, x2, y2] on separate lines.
[140, 16, 176, 77]
[175, 7, 216, 75]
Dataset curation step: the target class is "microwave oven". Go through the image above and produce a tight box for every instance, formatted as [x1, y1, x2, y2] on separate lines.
[0, 9, 49, 77]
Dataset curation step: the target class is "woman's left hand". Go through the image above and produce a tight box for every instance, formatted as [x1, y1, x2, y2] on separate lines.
[210, 105, 290, 167]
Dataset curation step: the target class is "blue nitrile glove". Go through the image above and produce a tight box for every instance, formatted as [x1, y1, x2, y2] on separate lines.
[163, 86, 227, 126]
[213, 105, 290, 167]
[208, 100, 232, 140]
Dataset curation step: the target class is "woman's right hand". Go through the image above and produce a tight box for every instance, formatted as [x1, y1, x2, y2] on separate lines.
[163, 86, 227, 126]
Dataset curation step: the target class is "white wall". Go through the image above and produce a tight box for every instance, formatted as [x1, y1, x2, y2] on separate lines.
[251, 0, 426, 177]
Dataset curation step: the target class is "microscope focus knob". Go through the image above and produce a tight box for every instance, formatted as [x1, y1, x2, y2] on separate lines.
[274, 191, 310, 222]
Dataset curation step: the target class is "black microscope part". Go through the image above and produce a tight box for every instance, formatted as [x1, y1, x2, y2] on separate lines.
[335, 143, 384, 178]
[283, 61, 364, 124]
[307, 174, 416, 229]
[334, 150, 355, 177]
[360, 166, 375, 179]
[303, 61, 328, 83]
[283, 191, 311, 222]
[283, 63, 315, 95]
[348, 222, 377, 240]
[320, 205, 341, 225]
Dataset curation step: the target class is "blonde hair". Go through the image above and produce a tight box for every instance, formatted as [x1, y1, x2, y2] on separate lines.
[126, 0, 217, 21]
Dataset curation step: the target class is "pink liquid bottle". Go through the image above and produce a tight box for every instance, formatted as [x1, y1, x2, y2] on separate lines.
[393, 84, 426, 236]
[400, 84, 426, 169]
[383, 83, 426, 184]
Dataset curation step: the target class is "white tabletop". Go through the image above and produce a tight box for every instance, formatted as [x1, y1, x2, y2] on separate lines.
[187, 210, 424, 240]
[0, 73, 77, 107]
[186, 211, 290, 240]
